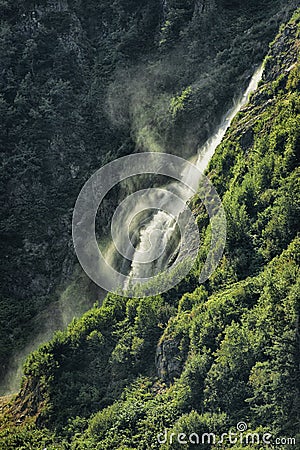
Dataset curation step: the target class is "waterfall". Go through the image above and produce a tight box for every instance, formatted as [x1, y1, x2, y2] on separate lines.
[195, 65, 264, 173]
[126, 66, 263, 284]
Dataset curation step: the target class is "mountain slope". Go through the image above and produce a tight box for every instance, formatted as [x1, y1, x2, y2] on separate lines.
[0, 8, 299, 450]
[0, 0, 298, 393]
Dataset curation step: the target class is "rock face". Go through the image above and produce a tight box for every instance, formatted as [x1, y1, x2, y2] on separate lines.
[156, 338, 183, 382]
[227, 17, 300, 156]
[264, 23, 299, 82]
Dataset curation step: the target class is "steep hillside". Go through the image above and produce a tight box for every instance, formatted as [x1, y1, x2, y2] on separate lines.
[0, 8, 299, 450]
[0, 0, 298, 393]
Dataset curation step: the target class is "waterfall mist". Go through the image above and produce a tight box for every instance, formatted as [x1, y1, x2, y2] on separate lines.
[121, 66, 263, 284]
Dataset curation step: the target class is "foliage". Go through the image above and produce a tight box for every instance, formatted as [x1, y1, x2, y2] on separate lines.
[0, 3, 300, 450]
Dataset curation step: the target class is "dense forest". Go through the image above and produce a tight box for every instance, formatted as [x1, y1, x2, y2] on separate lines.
[0, 0, 299, 449]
